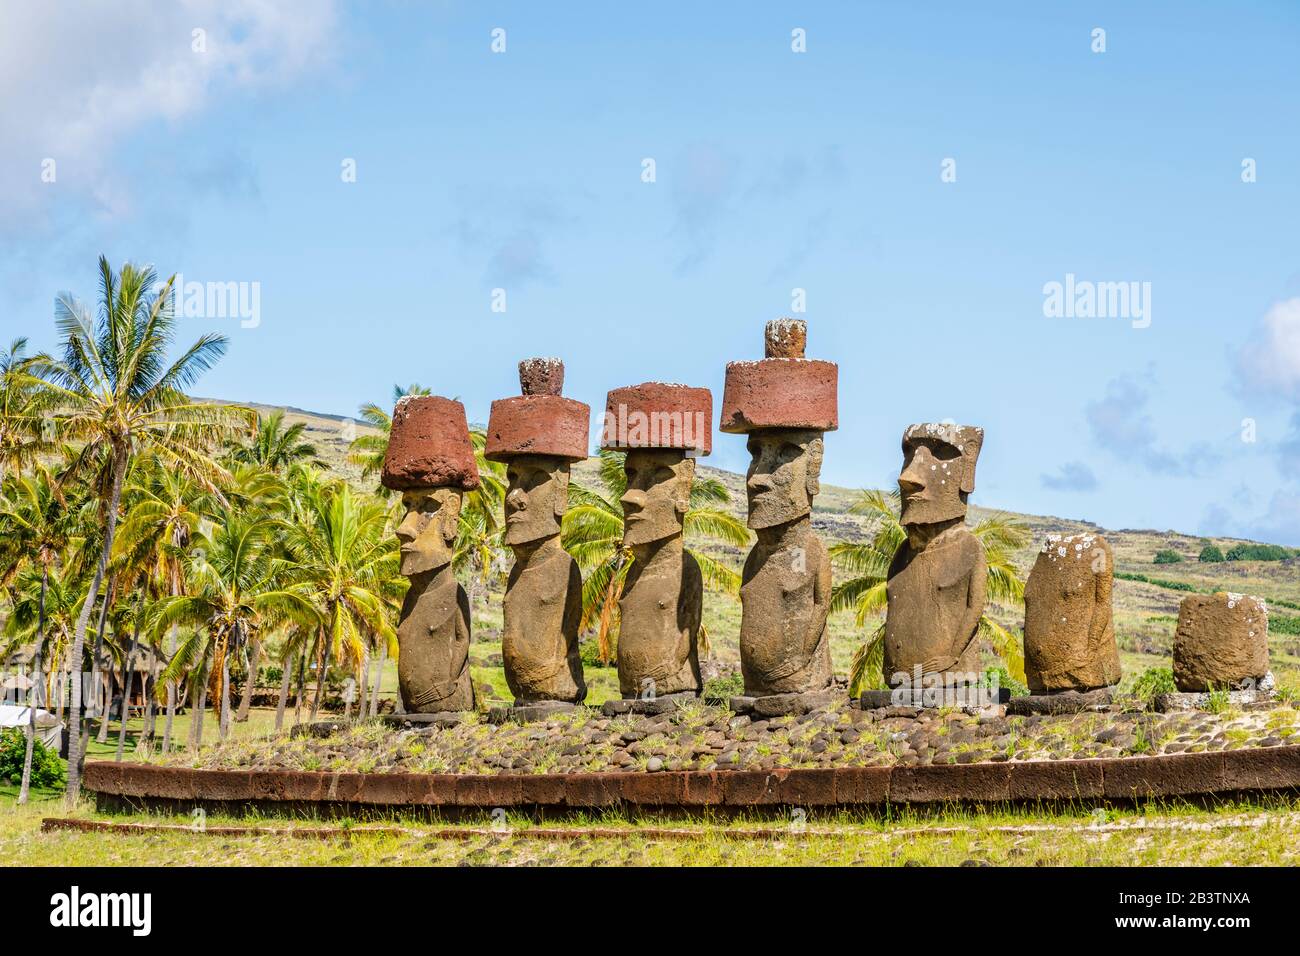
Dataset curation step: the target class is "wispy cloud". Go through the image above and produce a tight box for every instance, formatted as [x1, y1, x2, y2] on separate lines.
[1085, 372, 1221, 477]
[1233, 298, 1300, 402]
[1040, 460, 1099, 492]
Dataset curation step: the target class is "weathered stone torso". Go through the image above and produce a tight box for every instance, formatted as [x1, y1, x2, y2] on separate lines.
[884, 525, 986, 685]
[502, 545, 586, 703]
[617, 544, 702, 698]
[397, 566, 475, 712]
[1174, 592, 1269, 692]
[739, 528, 832, 695]
[1023, 533, 1120, 691]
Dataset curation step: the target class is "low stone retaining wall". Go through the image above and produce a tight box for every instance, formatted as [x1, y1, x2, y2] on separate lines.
[85, 745, 1300, 812]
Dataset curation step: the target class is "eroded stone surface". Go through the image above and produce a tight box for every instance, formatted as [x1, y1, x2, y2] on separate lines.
[384, 397, 480, 714]
[1173, 592, 1270, 692]
[719, 319, 838, 434]
[884, 424, 987, 687]
[615, 447, 704, 699]
[491, 361, 588, 706]
[1023, 532, 1121, 691]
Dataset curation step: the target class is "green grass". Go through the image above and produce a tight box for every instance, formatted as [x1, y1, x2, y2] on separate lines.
[7, 788, 1300, 866]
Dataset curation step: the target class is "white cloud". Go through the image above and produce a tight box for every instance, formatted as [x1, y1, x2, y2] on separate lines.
[0, 0, 338, 228]
[1234, 297, 1300, 401]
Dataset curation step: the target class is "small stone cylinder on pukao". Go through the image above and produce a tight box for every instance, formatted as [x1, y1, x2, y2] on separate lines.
[486, 358, 588, 706]
[381, 396, 480, 713]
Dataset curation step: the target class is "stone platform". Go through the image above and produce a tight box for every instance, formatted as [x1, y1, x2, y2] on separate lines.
[379, 712, 468, 731]
[731, 688, 845, 718]
[1007, 687, 1116, 716]
[601, 692, 698, 717]
[486, 701, 579, 724]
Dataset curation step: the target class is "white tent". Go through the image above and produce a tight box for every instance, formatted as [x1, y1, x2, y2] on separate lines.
[0, 704, 62, 749]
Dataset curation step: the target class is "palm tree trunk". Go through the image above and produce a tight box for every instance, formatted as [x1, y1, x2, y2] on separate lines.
[18, 565, 48, 805]
[194, 673, 208, 747]
[114, 594, 143, 762]
[274, 657, 292, 732]
[162, 623, 178, 753]
[236, 636, 260, 722]
[356, 653, 369, 722]
[219, 641, 232, 742]
[293, 644, 307, 722]
[93, 572, 116, 745]
[138, 675, 156, 755]
[369, 640, 386, 718]
[310, 627, 325, 720]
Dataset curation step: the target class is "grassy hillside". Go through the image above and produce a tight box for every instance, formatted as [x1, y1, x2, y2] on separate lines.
[228, 399, 1300, 698]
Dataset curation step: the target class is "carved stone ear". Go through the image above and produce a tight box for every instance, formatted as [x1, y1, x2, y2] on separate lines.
[553, 467, 570, 520]
[805, 436, 824, 497]
[675, 457, 695, 515]
[959, 435, 983, 495]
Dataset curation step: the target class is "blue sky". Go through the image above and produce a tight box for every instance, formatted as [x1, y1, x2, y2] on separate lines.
[3, 1, 1299, 542]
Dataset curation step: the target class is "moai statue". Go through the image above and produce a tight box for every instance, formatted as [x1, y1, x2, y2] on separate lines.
[601, 382, 713, 701]
[1023, 532, 1122, 692]
[883, 423, 987, 689]
[485, 358, 588, 708]
[381, 396, 480, 713]
[1173, 592, 1270, 692]
[721, 319, 838, 701]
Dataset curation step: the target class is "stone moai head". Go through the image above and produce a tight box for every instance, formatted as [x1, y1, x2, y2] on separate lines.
[719, 318, 837, 530]
[486, 357, 589, 548]
[897, 422, 984, 528]
[380, 395, 481, 576]
[396, 487, 464, 575]
[503, 455, 569, 546]
[601, 382, 713, 548]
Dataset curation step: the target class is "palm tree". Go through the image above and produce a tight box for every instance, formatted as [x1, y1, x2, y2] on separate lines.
[151, 507, 317, 743]
[830, 489, 1030, 695]
[228, 409, 322, 474]
[282, 481, 401, 719]
[112, 461, 206, 751]
[562, 449, 749, 664]
[0, 337, 57, 474]
[34, 256, 250, 802]
[0, 465, 80, 802]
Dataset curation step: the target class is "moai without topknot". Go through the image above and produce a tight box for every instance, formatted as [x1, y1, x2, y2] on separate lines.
[721, 318, 837, 701]
[601, 382, 713, 701]
[485, 358, 588, 708]
[381, 396, 480, 713]
[1023, 532, 1122, 692]
[1173, 592, 1270, 693]
[883, 423, 987, 689]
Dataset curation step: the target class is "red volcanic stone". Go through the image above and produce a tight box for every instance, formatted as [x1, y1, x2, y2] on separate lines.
[381, 396, 481, 491]
[518, 357, 565, 396]
[719, 360, 838, 434]
[601, 382, 713, 455]
[485, 394, 590, 462]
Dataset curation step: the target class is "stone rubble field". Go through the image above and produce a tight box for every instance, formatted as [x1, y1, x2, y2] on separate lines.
[155, 699, 1300, 777]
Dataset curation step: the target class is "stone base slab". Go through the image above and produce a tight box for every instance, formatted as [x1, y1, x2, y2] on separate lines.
[731, 688, 844, 717]
[859, 687, 1010, 712]
[380, 712, 469, 731]
[487, 701, 580, 724]
[1007, 688, 1116, 716]
[1155, 688, 1276, 713]
[601, 692, 698, 717]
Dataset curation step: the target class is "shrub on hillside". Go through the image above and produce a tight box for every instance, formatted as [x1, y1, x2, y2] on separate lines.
[1153, 549, 1183, 564]
[1225, 543, 1294, 562]
[1198, 543, 1225, 563]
